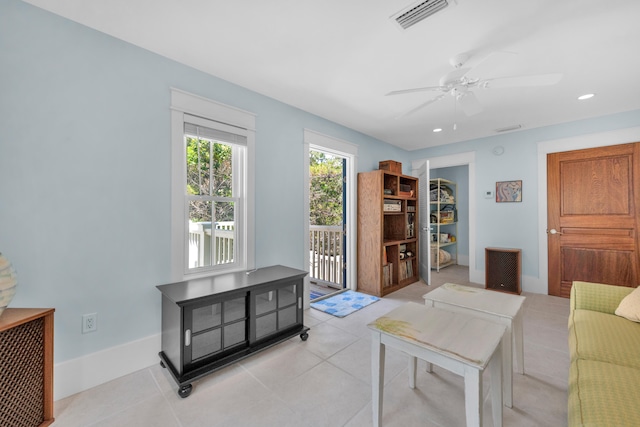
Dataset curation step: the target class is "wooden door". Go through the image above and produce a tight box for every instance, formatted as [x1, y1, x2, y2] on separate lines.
[547, 142, 640, 297]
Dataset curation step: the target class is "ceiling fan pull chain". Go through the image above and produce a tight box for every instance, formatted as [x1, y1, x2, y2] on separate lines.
[453, 96, 457, 131]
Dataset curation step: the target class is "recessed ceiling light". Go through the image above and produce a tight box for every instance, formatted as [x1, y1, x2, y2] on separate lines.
[433, 128, 442, 133]
[578, 93, 595, 100]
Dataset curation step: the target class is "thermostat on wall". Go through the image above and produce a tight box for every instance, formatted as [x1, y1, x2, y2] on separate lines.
[484, 190, 494, 199]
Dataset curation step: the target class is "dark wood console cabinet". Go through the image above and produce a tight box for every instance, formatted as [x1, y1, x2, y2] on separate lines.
[157, 265, 309, 397]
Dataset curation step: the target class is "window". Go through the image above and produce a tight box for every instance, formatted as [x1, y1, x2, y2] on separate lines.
[184, 116, 245, 270]
[171, 89, 255, 279]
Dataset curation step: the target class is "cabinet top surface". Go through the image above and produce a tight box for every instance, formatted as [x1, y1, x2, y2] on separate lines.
[359, 169, 417, 180]
[485, 247, 521, 252]
[0, 308, 55, 331]
[157, 265, 307, 305]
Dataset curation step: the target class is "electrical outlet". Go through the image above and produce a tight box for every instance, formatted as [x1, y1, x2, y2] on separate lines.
[82, 313, 97, 334]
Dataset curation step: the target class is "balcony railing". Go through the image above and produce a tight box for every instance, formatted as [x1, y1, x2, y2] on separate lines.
[309, 225, 344, 288]
[188, 221, 235, 268]
[188, 222, 343, 288]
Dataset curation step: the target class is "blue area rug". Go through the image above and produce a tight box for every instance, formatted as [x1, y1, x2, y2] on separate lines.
[310, 290, 380, 318]
[310, 290, 327, 300]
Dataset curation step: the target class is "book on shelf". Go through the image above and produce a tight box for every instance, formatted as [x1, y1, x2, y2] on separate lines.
[383, 263, 393, 287]
[398, 259, 414, 281]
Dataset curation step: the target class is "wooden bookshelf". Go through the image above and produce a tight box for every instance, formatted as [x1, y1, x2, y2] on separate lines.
[357, 169, 419, 297]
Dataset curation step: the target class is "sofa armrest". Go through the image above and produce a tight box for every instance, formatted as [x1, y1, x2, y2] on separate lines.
[570, 281, 634, 315]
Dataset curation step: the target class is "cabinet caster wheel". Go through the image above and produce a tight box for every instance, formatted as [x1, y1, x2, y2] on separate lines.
[178, 384, 192, 398]
[300, 332, 309, 341]
[160, 361, 166, 369]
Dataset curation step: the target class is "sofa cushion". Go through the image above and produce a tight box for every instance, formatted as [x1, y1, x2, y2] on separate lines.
[571, 281, 634, 315]
[615, 286, 640, 322]
[569, 309, 640, 368]
[569, 359, 640, 426]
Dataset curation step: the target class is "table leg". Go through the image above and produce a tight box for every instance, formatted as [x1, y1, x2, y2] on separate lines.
[408, 356, 417, 389]
[463, 366, 482, 427]
[371, 331, 385, 427]
[502, 327, 513, 408]
[424, 299, 434, 374]
[513, 310, 525, 374]
[490, 340, 503, 427]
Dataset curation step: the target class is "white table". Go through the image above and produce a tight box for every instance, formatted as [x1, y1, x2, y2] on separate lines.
[423, 283, 526, 408]
[368, 302, 505, 427]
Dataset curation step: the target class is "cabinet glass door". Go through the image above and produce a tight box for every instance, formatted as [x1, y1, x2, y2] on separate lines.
[255, 289, 277, 340]
[187, 295, 247, 364]
[277, 284, 298, 329]
[222, 296, 246, 349]
[253, 281, 301, 341]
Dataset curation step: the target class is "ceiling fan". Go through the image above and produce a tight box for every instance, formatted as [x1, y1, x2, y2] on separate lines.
[387, 51, 563, 117]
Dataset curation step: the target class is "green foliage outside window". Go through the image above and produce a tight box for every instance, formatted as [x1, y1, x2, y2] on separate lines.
[309, 151, 343, 226]
[186, 137, 234, 223]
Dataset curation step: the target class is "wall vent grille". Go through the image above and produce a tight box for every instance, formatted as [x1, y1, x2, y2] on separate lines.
[495, 124, 523, 133]
[393, 0, 450, 30]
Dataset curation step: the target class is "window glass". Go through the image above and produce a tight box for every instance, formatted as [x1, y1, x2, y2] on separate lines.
[185, 135, 241, 270]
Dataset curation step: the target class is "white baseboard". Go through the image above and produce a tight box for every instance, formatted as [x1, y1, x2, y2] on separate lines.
[457, 255, 469, 266]
[523, 274, 546, 295]
[470, 268, 545, 295]
[54, 333, 161, 401]
[470, 267, 483, 284]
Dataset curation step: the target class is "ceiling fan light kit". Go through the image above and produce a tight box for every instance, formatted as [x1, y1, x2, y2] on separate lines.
[578, 93, 595, 100]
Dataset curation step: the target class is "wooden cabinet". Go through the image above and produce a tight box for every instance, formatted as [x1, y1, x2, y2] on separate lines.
[0, 308, 55, 427]
[485, 247, 522, 294]
[430, 178, 458, 271]
[157, 265, 308, 398]
[357, 170, 419, 297]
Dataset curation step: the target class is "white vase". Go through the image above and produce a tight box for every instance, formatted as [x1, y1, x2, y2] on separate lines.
[0, 253, 18, 317]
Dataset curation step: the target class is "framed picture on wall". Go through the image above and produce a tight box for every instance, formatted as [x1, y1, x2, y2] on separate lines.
[496, 180, 522, 203]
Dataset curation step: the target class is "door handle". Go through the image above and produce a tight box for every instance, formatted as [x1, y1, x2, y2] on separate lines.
[547, 229, 563, 235]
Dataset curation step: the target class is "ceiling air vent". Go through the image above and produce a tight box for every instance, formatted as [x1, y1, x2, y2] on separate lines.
[392, 0, 450, 30]
[495, 125, 523, 133]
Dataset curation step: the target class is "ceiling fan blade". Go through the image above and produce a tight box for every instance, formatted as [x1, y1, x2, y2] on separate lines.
[458, 91, 483, 116]
[467, 51, 517, 77]
[400, 94, 445, 117]
[386, 86, 445, 96]
[483, 73, 563, 89]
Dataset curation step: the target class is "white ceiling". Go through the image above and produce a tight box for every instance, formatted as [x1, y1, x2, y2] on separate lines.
[23, 0, 640, 151]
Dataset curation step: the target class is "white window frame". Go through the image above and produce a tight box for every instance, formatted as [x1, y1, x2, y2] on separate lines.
[170, 88, 255, 281]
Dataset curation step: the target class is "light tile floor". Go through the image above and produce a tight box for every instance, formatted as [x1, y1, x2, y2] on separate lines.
[53, 266, 570, 426]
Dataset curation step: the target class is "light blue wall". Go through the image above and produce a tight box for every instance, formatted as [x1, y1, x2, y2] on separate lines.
[431, 166, 469, 264]
[0, 0, 408, 363]
[412, 109, 640, 281]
